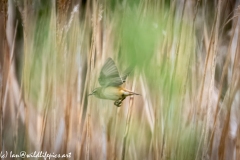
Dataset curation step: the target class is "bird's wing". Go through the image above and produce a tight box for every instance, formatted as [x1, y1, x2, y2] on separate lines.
[98, 58, 124, 87]
[121, 66, 132, 83]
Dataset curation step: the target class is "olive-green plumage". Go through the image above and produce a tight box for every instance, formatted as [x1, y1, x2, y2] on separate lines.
[89, 58, 139, 107]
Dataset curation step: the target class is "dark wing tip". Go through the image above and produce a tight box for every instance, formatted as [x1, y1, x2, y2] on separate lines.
[121, 66, 133, 82]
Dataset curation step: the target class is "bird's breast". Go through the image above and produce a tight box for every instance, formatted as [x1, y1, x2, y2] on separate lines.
[100, 87, 122, 100]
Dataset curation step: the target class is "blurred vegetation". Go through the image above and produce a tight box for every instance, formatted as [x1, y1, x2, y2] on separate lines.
[0, 0, 240, 160]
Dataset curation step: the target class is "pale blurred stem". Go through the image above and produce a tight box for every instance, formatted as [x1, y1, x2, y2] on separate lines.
[40, 105, 48, 150]
[218, 79, 240, 160]
[51, 0, 57, 153]
[197, 0, 220, 122]
[153, 105, 159, 160]
[64, 30, 76, 154]
[0, 0, 8, 151]
[214, 3, 238, 110]
[182, 6, 205, 155]
[15, 85, 24, 153]
[236, 128, 240, 158]
[166, 0, 186, 107]
[75, 6, 89, 160]
[77, 40, 93, 160]
[199, 0, 221, 158]
[159, 0, 174, 69]
[7, 21, 19, 152]
[181, 0, 200, 123]
[77, 0, 91, 131]
[112, 108, 120, 160]
[183, 32, 195, 121]
[166, 0, 176, 54]
[177, 26, 194, 157]
[197, 3, 217, 118]
[160, 0, 176, 84]
[159, 1, 176, 155]
[85, 28, 96, 158]
[4, 20, 17, 120]
[40, 85, 52, 150]
[78, 116, 87, 158]
[218, 29, 240, 160]
[160, 0, 176, 157]
[220, 86, 239, 158]
[78, 49, 93, 158]
[16, 57, 26, 152]
[208, 10, 239, 156]
[86, 114, 91, 160]
[121, 79, 136, 160]
[79, 2, 96, 157]
[22, 1, 34, 152]
[161, 0, 186, 158]
[64, 95, 71, 154]
[121, 99, 133, 160]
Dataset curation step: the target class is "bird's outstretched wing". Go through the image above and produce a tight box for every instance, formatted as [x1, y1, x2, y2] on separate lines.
[98, 58, 124, 87]
[121, 66, 132, 83]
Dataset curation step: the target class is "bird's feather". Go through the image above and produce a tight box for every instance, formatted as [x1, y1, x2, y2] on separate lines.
[98, 58, 124, 87]
[121, 66, 132, 83]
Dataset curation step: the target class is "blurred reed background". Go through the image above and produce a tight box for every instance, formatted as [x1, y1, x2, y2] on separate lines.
[0, 0, 240, 159]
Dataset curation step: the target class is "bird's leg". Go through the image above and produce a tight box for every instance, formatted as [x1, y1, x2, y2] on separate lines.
[120, 96, 126, 103]
[114, 96, 126, 107]
[114, 100, 122, 107]
[114, 98, 121, 106]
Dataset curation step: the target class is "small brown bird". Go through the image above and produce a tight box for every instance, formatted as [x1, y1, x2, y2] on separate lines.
[89, 58, 139, 107]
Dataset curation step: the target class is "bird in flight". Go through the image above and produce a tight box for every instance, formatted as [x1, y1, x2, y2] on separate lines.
[89, 58, 139, 107]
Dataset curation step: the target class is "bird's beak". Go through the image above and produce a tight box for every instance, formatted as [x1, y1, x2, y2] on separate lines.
[88, 93, 93, 96]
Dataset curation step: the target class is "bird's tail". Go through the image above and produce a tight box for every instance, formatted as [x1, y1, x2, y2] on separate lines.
[122, 88, 140, 96]
[131, 92, 140, 95]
